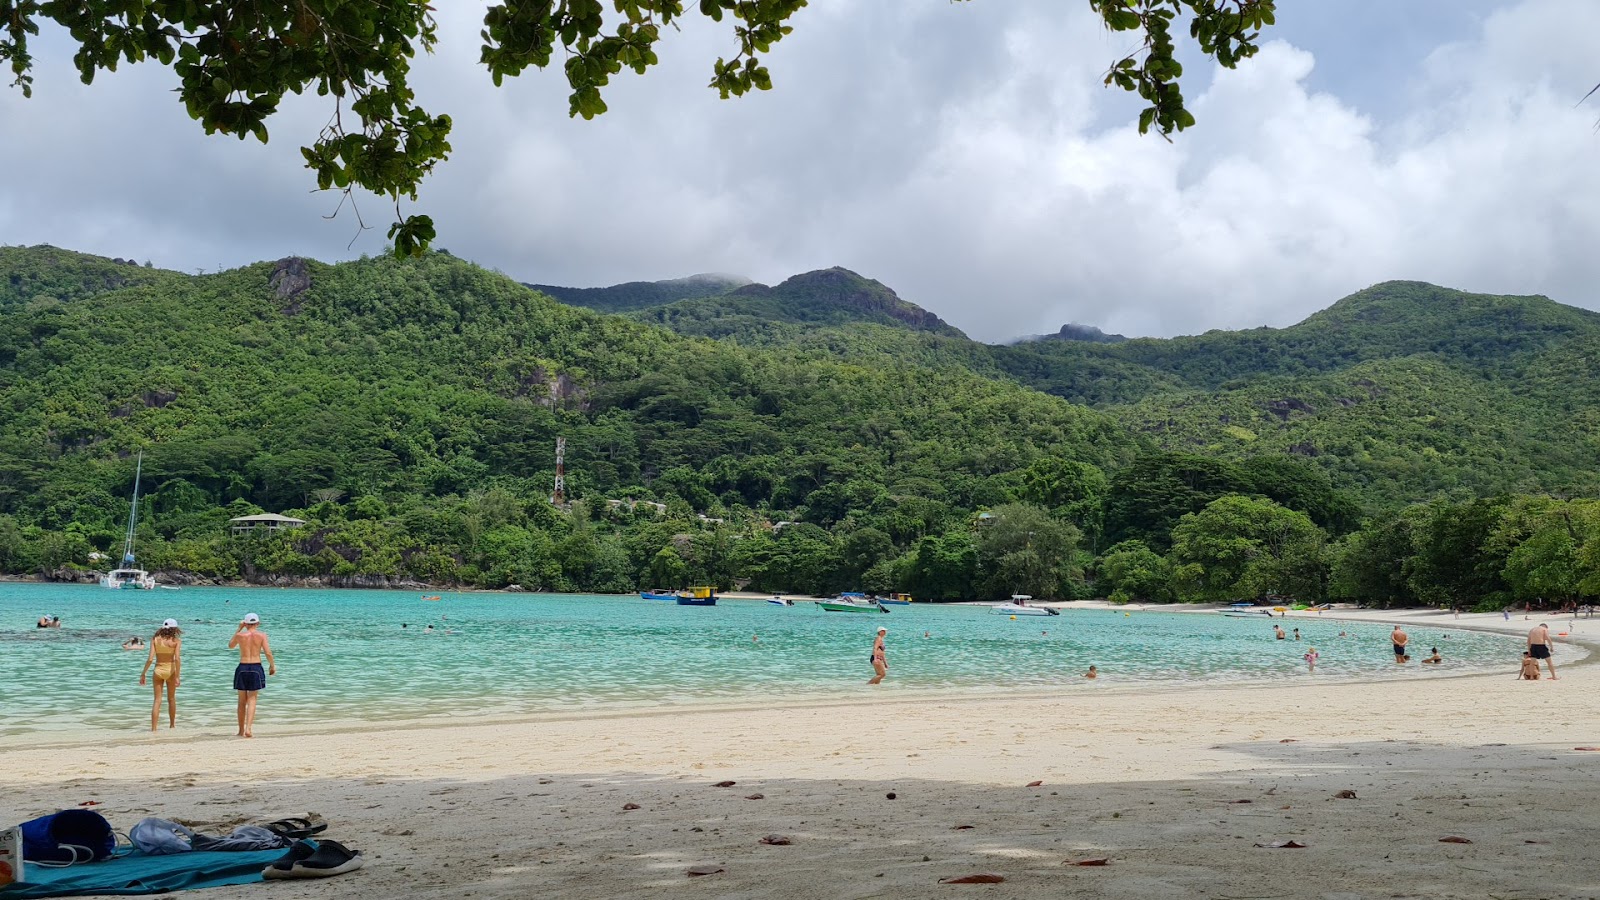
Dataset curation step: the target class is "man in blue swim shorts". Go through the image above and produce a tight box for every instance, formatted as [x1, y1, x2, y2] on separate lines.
[228, 613, 276, 737]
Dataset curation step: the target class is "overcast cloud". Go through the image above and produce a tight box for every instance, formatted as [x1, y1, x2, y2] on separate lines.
[2, 0, 1597, 340]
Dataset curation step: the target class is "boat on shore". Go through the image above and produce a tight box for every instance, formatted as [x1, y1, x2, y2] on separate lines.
[992, 594, 1056, 616]
[101, 451, 155, 591]
[676, 587, 717, 607]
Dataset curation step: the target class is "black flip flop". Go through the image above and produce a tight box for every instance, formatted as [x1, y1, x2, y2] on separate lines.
[263, 839, 363, 879]
[264, 839, 319, 874]
[265, 817, 328, 840]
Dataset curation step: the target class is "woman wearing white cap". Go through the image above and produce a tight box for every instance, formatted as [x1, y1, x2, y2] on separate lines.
[139, 619, 183, 730]
[868, 627, 889, 685]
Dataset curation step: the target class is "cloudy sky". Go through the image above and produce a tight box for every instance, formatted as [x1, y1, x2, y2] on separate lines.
[2, 0, 1597, 341]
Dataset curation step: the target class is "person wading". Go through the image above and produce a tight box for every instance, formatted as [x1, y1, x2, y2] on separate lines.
[868, 627, 889, 685]
[229, 613, 276, 737]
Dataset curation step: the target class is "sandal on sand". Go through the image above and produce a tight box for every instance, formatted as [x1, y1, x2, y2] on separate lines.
[263, 839, 363, 879]
[265, 817, 328, 840]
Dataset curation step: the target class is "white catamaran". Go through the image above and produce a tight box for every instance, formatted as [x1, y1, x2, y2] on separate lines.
[101, 451, 156, 590]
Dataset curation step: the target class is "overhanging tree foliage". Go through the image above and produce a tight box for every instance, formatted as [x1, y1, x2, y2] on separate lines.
[0, 0, 1276, 255]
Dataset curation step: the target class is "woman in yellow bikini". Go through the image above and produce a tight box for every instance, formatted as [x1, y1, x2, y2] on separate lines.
[138, 619, 183, 731]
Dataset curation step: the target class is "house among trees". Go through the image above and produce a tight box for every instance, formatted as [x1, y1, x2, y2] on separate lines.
[230, 513, 308, 536]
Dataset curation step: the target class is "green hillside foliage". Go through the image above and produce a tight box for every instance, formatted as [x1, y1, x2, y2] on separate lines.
[632, 268, 967, 340]
[525, 273, 748, 314]
[8, 246, 1600, 609]
[0, 245, 1133, 598]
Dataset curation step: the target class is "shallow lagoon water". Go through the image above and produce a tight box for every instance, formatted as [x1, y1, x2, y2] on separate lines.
[0, 583, 1523, 739]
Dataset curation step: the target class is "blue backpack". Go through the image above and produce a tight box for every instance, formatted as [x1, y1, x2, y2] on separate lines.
[20, 809, 116, 865]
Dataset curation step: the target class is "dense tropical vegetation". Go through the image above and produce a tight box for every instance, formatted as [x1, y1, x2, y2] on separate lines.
[3, 244, 1598, 610]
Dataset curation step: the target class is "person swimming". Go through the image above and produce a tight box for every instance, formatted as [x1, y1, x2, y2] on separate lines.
[122, 636, 145, 650]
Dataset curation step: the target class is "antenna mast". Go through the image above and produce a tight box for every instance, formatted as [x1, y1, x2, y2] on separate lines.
[551, 437, 566, 506]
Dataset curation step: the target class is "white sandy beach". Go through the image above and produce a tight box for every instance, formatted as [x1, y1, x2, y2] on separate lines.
[5, 607, 1599, 899]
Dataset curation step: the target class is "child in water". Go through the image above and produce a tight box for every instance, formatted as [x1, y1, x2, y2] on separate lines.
[1303, 647, 1319, 674]
[1083, 665, 1098, 679]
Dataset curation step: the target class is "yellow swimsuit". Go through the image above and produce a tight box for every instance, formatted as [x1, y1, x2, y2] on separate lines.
[152, 644, 176, 681]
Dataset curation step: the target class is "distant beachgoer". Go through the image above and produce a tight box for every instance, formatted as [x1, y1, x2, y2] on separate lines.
[228, 613, 275, 738]
[51, 615, 61, 628]
[1503, 609, 1511, 621]
[1274, 625, 1286, 640]
[1293, 628, 1301, 641]
[1391, 626, 1409, 663]
[1528, 623, 1557, 680]
[1338, 630, 1347, 638]
[139, 619, 183, 731]
[1422, 648, 1442, 664]
[425, 624, 435, 633]
[1084, 665, 1098, 680]
[122, 636, 145, 650]
[752, 634, 759, 643]
[1519, 652, 1540, 680]
[923, 631, 930, 639]
[868, 627, 888, 685]
[37, 615, 51, 628]
[1303, 647, 1318, 674]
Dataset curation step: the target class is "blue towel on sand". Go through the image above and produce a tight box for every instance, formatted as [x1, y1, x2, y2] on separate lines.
[0, 848, 285, 898]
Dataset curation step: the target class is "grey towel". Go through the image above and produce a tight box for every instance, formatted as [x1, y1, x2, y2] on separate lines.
[192, 825, 290, 852]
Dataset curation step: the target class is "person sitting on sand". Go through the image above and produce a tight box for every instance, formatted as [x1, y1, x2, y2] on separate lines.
[1084, 665, 1098, 680]
[1422, 648, 1442, 664]
[1519, 652, 1540, 680]
[122, 636, 145, 650]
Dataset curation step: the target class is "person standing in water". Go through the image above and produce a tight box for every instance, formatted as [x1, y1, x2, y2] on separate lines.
[228, 613, 275, 737]
[138, 619, 183, 730]
[1391, 625, 1409, 663]
[868, 627, 888, 685]
[1303, 646, 1318, 674]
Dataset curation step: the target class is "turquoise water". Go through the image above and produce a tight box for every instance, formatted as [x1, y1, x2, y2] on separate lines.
[0, 584, 1524, 739]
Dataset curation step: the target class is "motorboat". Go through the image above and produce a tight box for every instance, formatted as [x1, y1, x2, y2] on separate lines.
[641, 590, 679, 601]
[816, 595, 888, 613]
[991, 594, 1056, 616]
[767, 596, 794, 607]
[877, 593, 913, 606]
[676, 586, 717, 606]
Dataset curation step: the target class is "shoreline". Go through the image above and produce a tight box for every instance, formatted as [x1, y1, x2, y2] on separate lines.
[9, 633, 1600, 898]
[4, 606, 1584, 754]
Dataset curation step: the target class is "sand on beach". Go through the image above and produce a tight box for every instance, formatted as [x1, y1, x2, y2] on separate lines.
[4, 608, 1598, 899]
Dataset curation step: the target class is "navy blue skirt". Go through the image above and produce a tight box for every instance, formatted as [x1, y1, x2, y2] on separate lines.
[233, 663, 266, 692]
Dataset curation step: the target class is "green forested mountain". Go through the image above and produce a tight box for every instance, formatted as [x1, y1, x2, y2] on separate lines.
[6, 246, 1600, 609]
[524, 272, 749, 314]
[0, 245, 1127, 598]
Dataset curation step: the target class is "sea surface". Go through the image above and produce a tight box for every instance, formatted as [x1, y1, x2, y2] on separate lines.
[0, 583, 1525, 740]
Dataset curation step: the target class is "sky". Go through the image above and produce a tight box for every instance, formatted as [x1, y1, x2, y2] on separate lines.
[2, 0, 1598, 341]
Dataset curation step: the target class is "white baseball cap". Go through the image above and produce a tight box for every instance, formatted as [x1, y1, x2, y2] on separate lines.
[162, 618, 179, 628]
[242, 613, 260, 624]
[877, 627, 888, 634]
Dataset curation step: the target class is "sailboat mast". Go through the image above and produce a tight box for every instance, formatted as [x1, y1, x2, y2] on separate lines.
[122, 451, 142, 566]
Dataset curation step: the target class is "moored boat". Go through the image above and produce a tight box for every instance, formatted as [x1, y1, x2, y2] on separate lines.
[101, 451, 155, 591]
[676, 586, 718, 606]
[877, 593, 913, 606]
[767, 596, 794, 607]
[641, 590, 679, 601]
[991, 594, 1056, 616]
[816, 597, 888, 613]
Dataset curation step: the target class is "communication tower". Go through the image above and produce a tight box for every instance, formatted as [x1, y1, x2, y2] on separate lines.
[551, 436, 566, 506]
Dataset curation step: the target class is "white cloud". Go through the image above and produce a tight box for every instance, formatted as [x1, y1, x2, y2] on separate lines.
[2, 0, 1597, 340]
